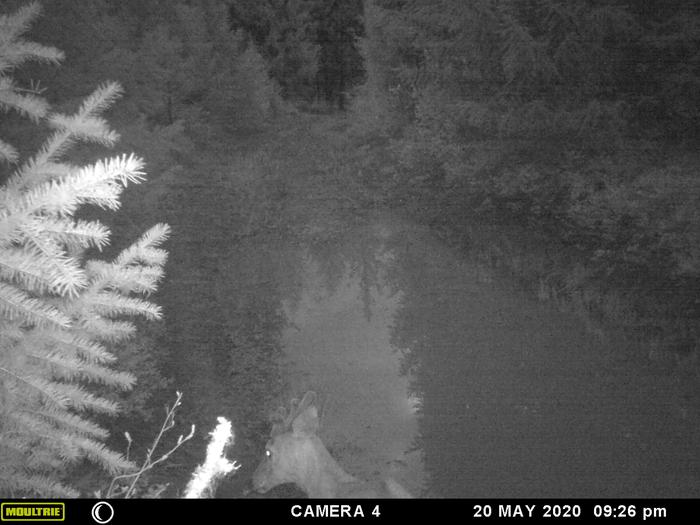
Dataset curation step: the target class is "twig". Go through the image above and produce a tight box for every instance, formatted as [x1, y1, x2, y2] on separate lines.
[107, 391, 195, 498]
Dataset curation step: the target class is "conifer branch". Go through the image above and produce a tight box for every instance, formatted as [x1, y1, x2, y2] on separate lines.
[0, 2, 43, 46]
[0, 0, 171, 498]
[84, 292, 162, 321]
[3, 473, 78, 499]
[25, 348, 135, 390]
[115, 223, 171, 266]
[78, 317, 137, 342]
[0, 282, 71, 328]
[39, 328, 116, 364]
[0, 137, 19, 164]
[46, 382, 120, 414]
[35, 406, 109, 439]
[0, 368, 71, 408]
[87, 263, 166, 296]
[75, 438, 134, 475]
[0, 39, 64, 72]
[0, 76, 50, 120]
[77, 82, 124, 120]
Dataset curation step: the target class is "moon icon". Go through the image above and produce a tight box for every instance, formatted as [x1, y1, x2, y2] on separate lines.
[91, 501, 114, 524]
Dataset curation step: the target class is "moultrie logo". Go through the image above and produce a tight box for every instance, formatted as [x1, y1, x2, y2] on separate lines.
[1, 502, 65, 522]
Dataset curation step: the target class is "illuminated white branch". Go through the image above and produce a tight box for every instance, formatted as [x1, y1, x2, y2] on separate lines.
[184, 417, 240, 498]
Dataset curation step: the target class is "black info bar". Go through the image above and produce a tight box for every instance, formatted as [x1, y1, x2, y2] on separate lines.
[0, 499, 692, 524]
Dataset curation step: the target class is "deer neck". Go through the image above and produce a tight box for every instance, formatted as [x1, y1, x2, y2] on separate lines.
[295, 437, 357, 498]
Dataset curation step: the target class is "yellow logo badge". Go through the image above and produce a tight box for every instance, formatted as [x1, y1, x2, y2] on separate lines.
[1, 503, 64, 522]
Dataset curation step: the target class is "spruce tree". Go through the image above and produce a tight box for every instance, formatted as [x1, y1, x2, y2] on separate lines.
[0, 2, 169, 497]
[229, 0, 320, 101]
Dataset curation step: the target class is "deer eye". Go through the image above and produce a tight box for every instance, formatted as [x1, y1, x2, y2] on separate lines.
[265, 449, 272, 458]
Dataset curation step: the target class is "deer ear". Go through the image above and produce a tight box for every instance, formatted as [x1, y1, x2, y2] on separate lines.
[297, 391, 316, 411]
[292, 405, 320, 436]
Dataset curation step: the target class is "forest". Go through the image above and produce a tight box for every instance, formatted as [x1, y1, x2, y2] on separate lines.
[1, 0, 699, 499]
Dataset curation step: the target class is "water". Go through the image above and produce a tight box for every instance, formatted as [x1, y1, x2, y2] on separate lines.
[281, 223, 423, 495]
[276, 214, 700, 497]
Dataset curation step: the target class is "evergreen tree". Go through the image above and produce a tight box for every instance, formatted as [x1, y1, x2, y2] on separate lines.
[108, 0, 278, 132]
[230, 0, 319, 101]
[0, 3, 169, 496]
[312, 0, 365, 108]
[229, 0, 365, 106]
[351, 0, 417, 134]
[354, 0, 700, 219]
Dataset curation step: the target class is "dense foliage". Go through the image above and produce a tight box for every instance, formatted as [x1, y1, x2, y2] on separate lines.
[351, 0, 700, 352]
[229, 0, 365, 107]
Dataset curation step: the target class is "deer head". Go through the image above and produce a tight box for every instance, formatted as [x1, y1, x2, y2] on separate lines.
[251, 391, 356, 497]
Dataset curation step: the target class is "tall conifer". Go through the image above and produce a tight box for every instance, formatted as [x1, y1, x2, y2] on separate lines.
[0, 2, 169, 497]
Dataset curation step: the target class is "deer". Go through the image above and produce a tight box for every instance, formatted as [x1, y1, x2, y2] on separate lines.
[251, 391, 413, 498]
